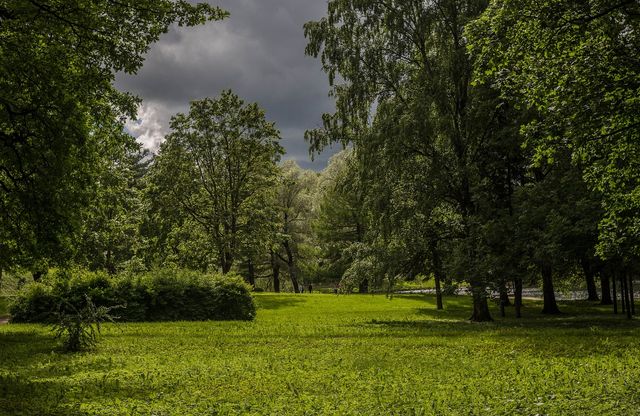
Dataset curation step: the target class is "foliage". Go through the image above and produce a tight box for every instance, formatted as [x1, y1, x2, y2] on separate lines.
[272, 161, 319, 292]
[8, 282, 56, 323]
[138, 270, 256, 322]
[0, 297, 8, 318]
[1, 294, 639, 414]
[10, 269, 256, 323]
[467, 0, 640, 258]
[51, 295, 120, 352]
[314, 150, 367, 285]
[305, 0, 524, 320]
[0, 0, 226, 273]
[74, 139, 150, 274]
[150, 90, 283, 274]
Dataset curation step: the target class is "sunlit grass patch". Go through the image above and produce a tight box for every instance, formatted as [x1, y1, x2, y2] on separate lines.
[0, 293, 639, 415]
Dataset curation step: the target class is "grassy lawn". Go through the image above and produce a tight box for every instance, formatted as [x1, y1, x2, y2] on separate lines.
[0, 294, 639, 415]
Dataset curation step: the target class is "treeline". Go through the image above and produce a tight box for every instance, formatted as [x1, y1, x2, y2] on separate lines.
[301, 0, 640, 321]
[0, 3, 359, 297]
[1, 1, 639, 322]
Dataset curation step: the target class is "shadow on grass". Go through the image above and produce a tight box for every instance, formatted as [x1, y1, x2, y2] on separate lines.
[0, 327, 168, 416]
[425, 295, 634, 322]
[0, 329, 81, 415]
[372, 314, 640, 331]
[255, 295, 306, 310]
[0, 329, 57, 358]
[364, 297, 640, 358]
[402, 294, 635, 327]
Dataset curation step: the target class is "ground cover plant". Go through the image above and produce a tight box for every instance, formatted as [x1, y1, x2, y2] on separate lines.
[1, 293, 639, 415]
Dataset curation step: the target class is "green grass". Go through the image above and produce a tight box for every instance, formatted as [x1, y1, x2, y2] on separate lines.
[1, 294, 639, 415]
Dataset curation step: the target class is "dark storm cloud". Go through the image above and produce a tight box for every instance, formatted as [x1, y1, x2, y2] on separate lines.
[115, 0, 336, 169]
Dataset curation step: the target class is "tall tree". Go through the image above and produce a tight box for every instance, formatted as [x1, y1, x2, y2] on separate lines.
[513, 156, 603, 314]
[305, 0, 520, 321]
[152, 91, 283, 274]
[275, 161, 318, 293]
[0, 0, 226, 272]
[74, 134, 149, 274]
[314, 150, 368, 291]
[468, 0, 640, 261]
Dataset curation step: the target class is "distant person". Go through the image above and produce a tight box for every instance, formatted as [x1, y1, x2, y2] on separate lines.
[334, 283, 339, 295]
[308, 284, 313, 293]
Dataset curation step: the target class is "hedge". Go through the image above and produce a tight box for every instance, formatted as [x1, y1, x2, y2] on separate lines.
[10, 269, 256, 323]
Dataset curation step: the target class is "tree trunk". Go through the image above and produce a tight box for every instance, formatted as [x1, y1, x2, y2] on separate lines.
[629, 273, 635, 316]
[514, 277, 523, 319]
[622, 271, 632, 320]
[498, 284, 510, 318]
[358, 279, 369, 294]
[246, 258, 256, 288]
[105, 249, 116, 275]
[283, 240, 299, 293]
[600, 272, 613, 305]
[270, 250, 280, 293]
[221, 250, 233, 274]
[581, 258, 599, 301]
[431, 243, 444, 310]
[612, 271, 618, 314]
[541, 265, 561, 314]
[499, 286, 511, 307]
[434, 272, 443, 310]
[290, 272, 300, 293]
[469, 285, 493, 322]
[620, 272, 626, 314]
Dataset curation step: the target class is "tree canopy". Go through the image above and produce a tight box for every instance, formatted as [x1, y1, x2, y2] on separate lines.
[467, 0, 640, 259]
[151, 91, 283, 274]
[0, 0, 226, 273]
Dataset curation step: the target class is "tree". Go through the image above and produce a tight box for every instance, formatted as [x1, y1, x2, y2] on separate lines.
[305, 0, 521, 321]
[274, 161, 318, 293]
[152, 91, 283, 274]
[0, 0, 226, 272]
[74, 135, 150, 274]
[314, 150, 368, 291]
[467, 0, 640, 260]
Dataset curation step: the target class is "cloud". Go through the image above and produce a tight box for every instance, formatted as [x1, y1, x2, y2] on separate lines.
[115, 0, 335, 170]
[124, 103, 170, 150]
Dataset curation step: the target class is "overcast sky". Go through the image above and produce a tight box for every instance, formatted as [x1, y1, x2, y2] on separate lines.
[115, 0, 339, 170]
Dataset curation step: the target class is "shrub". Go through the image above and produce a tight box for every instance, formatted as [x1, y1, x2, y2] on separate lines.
[51, 295, 120, 352]
[10, 269, 256, 323]
[113, 275, 149, 321]
[9, 283, 56, 323]
[52, 270, 119, 311]
[208, 275, 256, 321]
[140, 270, 256, 321]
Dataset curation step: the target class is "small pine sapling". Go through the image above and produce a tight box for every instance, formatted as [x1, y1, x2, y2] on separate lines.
[51, 295, 122, 352]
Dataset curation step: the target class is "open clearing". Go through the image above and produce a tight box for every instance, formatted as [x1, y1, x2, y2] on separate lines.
[1, 294, 639, 415]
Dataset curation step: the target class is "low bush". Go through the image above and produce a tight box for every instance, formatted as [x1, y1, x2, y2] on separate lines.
[10, 269, 256, 323]
[9, 283, 56, 322]
[51, 295, 121, 352]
